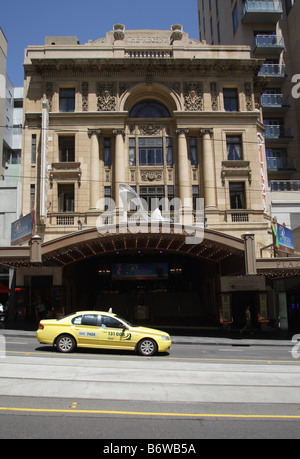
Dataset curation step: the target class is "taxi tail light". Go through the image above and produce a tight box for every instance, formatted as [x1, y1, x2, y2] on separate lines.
[38, 323, 44, 330]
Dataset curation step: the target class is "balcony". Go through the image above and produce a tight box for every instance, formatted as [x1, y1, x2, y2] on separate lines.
[253, 35, 284, 55]
[270, 180, 300, 192]
[267, 157, 296, 172]
[258, 63, 286, 81]
[265, 125, 293, 143]
[49, 162, 82, 187]
[261, 94, 290, 112]
[242, 1, 283, 24]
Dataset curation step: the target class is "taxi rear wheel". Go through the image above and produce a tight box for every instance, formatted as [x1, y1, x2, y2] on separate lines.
[56, 334, 76, 353]
[137, 338, 157, 356]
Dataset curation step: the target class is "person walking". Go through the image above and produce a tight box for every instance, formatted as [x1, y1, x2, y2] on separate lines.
[240, 306, 253, 334]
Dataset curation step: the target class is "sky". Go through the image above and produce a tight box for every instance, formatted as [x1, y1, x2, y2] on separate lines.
[2, 0, 199, 87]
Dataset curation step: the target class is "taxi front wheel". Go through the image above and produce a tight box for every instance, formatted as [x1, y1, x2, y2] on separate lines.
[137, 338, 157, 356]
[56, 334, 76, 353]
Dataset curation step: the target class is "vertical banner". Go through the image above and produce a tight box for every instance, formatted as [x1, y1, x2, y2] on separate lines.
[257, 133, 268, 214]
[40, 99, 49, 222]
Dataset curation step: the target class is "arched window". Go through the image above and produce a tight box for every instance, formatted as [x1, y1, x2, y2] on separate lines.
[129, 100, 171, 118]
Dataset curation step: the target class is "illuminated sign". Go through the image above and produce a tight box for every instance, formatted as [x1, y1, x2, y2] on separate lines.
[112, 263, 168, 280]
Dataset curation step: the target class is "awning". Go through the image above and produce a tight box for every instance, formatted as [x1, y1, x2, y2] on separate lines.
[0, 282, 10, 293]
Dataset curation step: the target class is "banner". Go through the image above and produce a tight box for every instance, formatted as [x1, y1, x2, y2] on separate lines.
[40, 99, 49, 222]
[11, 213, 33, 246]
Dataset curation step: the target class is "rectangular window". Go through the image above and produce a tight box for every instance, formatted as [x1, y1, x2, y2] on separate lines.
[139, 138, 163, 166]
[30, 184, 35, 211]
[129, 138, 136, 166]
[31, 134, 37, 164]
[192, 185, 200, 210]
[224, 88, 239, 111]
[166, 137, 173, 165]
[229, 182, 245, 209]
[140, 186, 165, 211]
[59, 88, 75, 112]
[189, 138, 198, 165]
[104, 186, 112, 211]
[59, 136, 75, 162]
[226, 135, 242, 160]
[104, 138, 111, 167]
[58, 184, 74, 212]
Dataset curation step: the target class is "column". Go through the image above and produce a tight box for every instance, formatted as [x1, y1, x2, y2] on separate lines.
[176, 129, 192, 205]
[113, 129, 125, 210]
[242, 233, 257, 275]
[88, 129, 101, 209]
[200, 128, 217, 208]
[176, 129, 192, 225]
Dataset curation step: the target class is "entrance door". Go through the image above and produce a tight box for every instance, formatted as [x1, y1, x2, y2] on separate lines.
[231, 292, 257, 330]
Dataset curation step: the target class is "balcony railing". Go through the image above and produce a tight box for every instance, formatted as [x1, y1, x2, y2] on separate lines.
[265, 125, 293, 140]
[267, 157, 296, 171]
[258, 63, 286, 79]
[270, 180, 300, 192]
[243, 1, 283, 23]
[253, 35, 284, 54]
[261, 94, 290, 110]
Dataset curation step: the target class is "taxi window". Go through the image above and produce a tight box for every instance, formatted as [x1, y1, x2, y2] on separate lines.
[81, 314, 100, 326]
[72, 314, 100, 326]
[72, 315, 83, 325]
[101, 315, 124, 328]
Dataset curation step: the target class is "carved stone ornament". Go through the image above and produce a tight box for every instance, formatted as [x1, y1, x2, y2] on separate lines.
[138, 125, 162, 135]
[140, 170, 163, 182]
[184, 83, 203, 111]
[82, 82, 88, 111]
[171, 24, 183, 42]
[97, 83, 116, 111]
[113, 24, 125, 41]
[46, 83, 53, 112]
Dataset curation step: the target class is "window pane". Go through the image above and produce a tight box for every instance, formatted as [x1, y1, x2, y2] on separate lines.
[229, 183, 245, 209]
[224, 88, 238, 111]
[129, 100, 171, 118]
[227, 136, 242, 160]
[166, 137, 173, 165]
[101, 315, 124, 328]
[59, 88, 75, 112]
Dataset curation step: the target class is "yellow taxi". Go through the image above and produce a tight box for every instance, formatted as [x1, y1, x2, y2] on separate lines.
[36, 310, 171, 356]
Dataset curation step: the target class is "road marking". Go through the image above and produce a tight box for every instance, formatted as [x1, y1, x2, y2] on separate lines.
[3, 349, 300, 364]
[0, 406, 300, 419]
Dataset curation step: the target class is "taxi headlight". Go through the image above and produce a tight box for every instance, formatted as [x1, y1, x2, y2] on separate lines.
[161, 335, 170, 341]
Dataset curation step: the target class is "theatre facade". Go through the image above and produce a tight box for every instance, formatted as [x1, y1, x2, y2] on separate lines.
[1, 25, 300, 331]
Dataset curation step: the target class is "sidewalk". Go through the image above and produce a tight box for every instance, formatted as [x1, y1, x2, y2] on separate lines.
[0, 321, 295, 346]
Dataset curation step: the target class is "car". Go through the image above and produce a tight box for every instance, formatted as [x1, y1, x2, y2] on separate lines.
[36, 310, 171, 356]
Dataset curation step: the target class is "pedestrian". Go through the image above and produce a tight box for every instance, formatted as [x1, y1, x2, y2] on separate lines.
[240, 306, 253, 334]
[35, 297, 46, 321]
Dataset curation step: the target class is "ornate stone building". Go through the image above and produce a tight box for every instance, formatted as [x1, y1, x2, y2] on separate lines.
[6, 25, 295, 330]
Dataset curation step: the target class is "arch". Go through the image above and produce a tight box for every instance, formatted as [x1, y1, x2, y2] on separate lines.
[41, 227, 245, 267]
[129, 100, 171, 118]
[120, 82, 182, 114]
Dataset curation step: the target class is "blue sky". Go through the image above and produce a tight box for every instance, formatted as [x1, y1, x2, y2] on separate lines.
[2, 0, 199, 87]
